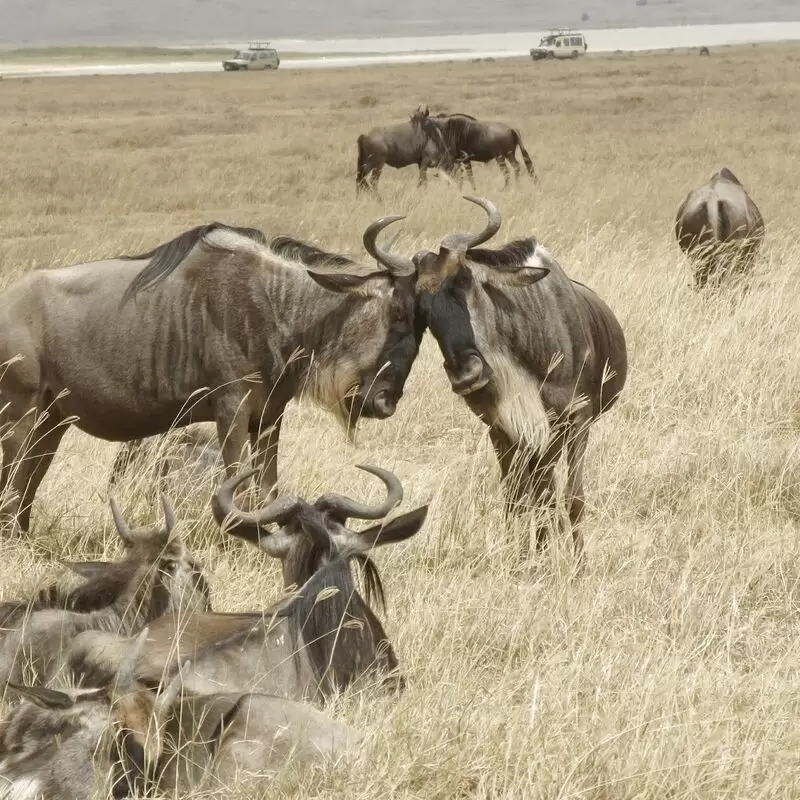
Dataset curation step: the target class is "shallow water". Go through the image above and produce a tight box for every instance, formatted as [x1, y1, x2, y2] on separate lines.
[2, 0, 800, 46]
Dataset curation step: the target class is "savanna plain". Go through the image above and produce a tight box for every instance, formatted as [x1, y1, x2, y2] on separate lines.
[1, 43, 800, 798]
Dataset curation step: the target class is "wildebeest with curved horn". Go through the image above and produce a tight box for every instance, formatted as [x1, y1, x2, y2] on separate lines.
[0, 215, 421, 534]
[356, 104, 454, 193]
[0, 495, 210, 689]
[66, 465, 428, 701]
[674, 167, 765, 288]
[430, 113, 537, 189]
[413, 196, 627, 561]
[1, 632, 361, 799]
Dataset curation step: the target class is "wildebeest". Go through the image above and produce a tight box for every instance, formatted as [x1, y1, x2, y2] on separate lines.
[413, 196, 627, 560]
[356, 104, 454, 193]
[0, 215, 421, 533]
[67, 465, 428, 702]
[108, 424, 222, 494]
[674, 167, 765, 288]
[0, 495, 210, 690]
[430, 112, 537, 188]
[1, 633, 360, 799]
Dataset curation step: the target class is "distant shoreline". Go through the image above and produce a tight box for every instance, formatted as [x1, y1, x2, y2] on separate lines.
[2, 22, 800, 80]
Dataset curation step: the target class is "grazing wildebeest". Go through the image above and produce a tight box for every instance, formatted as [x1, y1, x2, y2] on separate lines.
[108, 424, 222, 494]
[674, 167, 765, 288]
[413, 196, 627, 560]
[356, 104, 454, 193]
[430, 112, 537, 189]
[0, 495, 210, 689]
[0, 214, 421, 534]
[66, 465, 428, 702]
[1, 633, 360, 799]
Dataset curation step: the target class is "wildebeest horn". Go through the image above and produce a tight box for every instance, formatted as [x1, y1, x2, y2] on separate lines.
[315, 464, 403, 521]
[112, 627, 149, 702]
[211, 470, 301, 557]
[109, 497, 135, 546]
[153, 659, 188, 729]
[161, 494, 176, 534]
[441, 196, 502, 251]
[363, 216, 415, 277]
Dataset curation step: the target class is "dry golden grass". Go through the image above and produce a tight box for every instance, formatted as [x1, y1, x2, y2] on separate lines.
[1, 42, 800, 798]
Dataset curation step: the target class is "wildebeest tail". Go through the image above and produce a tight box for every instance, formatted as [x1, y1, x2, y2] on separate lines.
[356, 134, 370, 192]
[512, 128, 536, 179]
[716, 198, 732, 242]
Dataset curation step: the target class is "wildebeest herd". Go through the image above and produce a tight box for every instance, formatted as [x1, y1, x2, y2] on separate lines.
[0, 93, 767, 796]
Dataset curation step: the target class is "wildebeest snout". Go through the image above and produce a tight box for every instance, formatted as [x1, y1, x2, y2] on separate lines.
[444, 351, 492, 396]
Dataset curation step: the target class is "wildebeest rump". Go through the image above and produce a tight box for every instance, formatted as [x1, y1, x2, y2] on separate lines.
[430, 112, 537, 189]
[413, 196, 627, 560]
[0, 495, 210, 690]
[356, 104, 454, 193]
[67, 466, 428, 703]
[674, 167, 765, 288]
[1, 632, 360, 799]
[0, 215, 422, 533]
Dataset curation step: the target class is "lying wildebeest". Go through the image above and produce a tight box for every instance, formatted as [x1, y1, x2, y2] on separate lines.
[108, 424, 222, 493]
[0, 495, 210, 690]
[413, 196, 627, 560]
[674, 167, 765, 288]
[0, 214, 421, 533]
[1, 632, 360, 799]
[356, 104, 454, 193]
[430, 112, 537, 189]
[0, 558, 140, 643]
[67, 465, 427, 702]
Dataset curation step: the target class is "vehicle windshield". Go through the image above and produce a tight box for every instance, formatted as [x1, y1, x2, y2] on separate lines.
[539, 36, 555, 46]
[234, 51, 252, 59]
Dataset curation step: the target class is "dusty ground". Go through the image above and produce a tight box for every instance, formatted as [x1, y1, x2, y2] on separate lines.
[1, 43, 799, 798]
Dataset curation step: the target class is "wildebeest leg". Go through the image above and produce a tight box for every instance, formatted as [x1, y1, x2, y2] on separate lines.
[463, 161, 477, 191]
[564, 422, 590, 564]
[507, 152, 522, 180]
[370, 167, 382, 193]
[0, 413, 35, 530]
[417, 165, 428, 187]
[496, 155, 511, 188]
[523, 432, 567, 554]
[490, 426, 564, 559]
[108, 438, 150, 487]
[249, 412, 283, 502]
[693, 254, 714, 289]
[8, 409, 69, 532]
[2, 404, 69, 532]
[214, 394, 251, 480]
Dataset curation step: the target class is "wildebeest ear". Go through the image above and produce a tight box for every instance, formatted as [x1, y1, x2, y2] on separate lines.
[6, 683, 75, 710]
[357, 505, 428, 548]
[307, 269, 388, 296]
[482, 266, 549, 288]
[180, 694, 242, 743]
[62, 560, 114, 579]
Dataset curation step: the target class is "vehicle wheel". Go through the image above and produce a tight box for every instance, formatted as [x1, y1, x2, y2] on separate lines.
[571, 50, 579, 59]
[547, 52, 555, 59]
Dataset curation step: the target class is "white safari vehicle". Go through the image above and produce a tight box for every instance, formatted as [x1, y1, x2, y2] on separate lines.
[530, 30, 588, 60]
[222, 41, 280, 71]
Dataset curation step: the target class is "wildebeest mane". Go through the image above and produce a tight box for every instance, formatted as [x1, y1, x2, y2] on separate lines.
[120, 222, 268, 305]
[434, 112, 478, 120]
[466, 239, 537, 267]
[269, 236, 357, 269]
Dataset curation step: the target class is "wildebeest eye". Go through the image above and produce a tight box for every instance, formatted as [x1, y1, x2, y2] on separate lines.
[160, 559, 178, 573]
